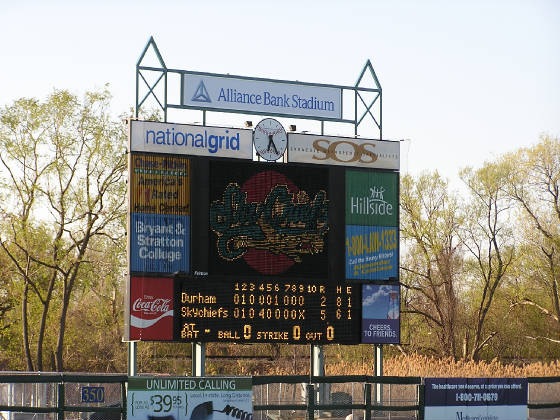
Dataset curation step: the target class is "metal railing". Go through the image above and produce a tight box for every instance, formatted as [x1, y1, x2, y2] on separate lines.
[0, 373, 559, 419]
[253, 375, 422, 420]
[0, 373, 126, 420]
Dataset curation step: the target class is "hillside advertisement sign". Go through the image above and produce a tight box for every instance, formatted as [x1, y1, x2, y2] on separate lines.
[345, 170, 399, 281]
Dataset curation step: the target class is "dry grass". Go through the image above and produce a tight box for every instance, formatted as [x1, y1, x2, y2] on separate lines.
[324, 353, 560, 377]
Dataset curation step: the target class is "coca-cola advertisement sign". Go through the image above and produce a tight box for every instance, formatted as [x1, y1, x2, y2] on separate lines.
[130, 276, 173, 340]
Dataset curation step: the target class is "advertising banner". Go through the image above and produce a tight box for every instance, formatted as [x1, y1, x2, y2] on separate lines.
[425, 378, 528, 420]
[127, 376, 253, 420]
[361, 284, 399, 344]
[345, 170, 398, 281]
[345, 170, 398, 227]
[129, 276, 174, 341]
[130, 154, 190, 215]
[130, 213, 190, 274]
[183, 74, 342, 119]
[208, 161, 329, 278]
[130, 120, 252, 159]
[345, 225, 398, 280]
[288, 133, 399, 170]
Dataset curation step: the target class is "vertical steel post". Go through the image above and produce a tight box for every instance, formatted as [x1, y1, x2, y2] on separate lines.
[164, 70, 168, 122]
[418, 384, 425, 420]
[307, 383, 315, 420]
[192, 343, 205, 376]
[379, 90, 383, 140]
[121, 379, 127, 420]
[57, 382, 65, 420]
[354, 90, 358, 137]
[311, 345, 326, 406]
[364, 383, 372, 420]
[375, 344, 383, 405]
[128, 342, 137, 377]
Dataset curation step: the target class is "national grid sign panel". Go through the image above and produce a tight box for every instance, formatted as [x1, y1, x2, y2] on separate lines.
[130, 120, 253, 159]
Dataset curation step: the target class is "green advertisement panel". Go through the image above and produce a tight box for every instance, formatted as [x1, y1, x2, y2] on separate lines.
[346, 170, 398, 226]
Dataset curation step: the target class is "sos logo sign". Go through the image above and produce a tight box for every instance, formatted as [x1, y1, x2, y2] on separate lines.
[312, 139, 378, 163]
[288, 133, 399, 169]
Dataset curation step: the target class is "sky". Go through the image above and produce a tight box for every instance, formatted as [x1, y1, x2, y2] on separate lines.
[1, 0, 559, 184]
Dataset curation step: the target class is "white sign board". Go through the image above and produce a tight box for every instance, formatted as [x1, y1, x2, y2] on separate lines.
[287, 133, 399, 170]
[130, 120, 253, 159]
[183, 74, 342, 119]
[128, 376, 253, 420]
[425, 378, 528, 420]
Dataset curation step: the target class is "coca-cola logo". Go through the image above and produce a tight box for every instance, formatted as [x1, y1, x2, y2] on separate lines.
[132, 298, 171, 314]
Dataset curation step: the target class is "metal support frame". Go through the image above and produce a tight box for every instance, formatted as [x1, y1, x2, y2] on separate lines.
[135, 36, 382, 137]
[136, 36, 168, 121]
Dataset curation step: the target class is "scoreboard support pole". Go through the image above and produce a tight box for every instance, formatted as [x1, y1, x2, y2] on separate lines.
[311, 345, 327, 405]
[192, 342, 206, 376]
[128, 341, 137, 376]
[374, 344, 383, 405]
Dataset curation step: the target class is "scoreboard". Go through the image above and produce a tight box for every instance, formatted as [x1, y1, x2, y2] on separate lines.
[126, 120, 400, 345]
[176, 276, 360, 344]
[174, 159, 361, 343]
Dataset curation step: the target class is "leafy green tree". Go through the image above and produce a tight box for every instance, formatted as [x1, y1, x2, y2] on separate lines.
[0, 89, 127, 371]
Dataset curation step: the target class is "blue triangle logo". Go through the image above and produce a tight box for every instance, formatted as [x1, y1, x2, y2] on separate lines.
[191, 81, 211, 103]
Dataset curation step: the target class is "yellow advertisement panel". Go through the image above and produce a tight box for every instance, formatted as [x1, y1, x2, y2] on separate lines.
[130, 154, 190, 215]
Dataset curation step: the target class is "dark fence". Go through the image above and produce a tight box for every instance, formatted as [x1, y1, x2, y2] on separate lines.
[0, 373, 126, 420]
[0, 373, 558, 419]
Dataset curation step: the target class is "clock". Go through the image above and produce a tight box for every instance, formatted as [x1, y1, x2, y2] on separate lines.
[253, 118, 288, 161]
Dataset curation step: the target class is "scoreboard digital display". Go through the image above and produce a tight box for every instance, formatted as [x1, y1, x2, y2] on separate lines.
[207, 161, 330, 278]
[174, 276, 361, 344]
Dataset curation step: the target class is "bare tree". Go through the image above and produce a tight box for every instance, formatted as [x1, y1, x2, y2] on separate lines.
[460, 162, 515, 360]
[505, 135, 560, 344]
[400, 172, 465, 358]
[0, 89, 127, 371]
